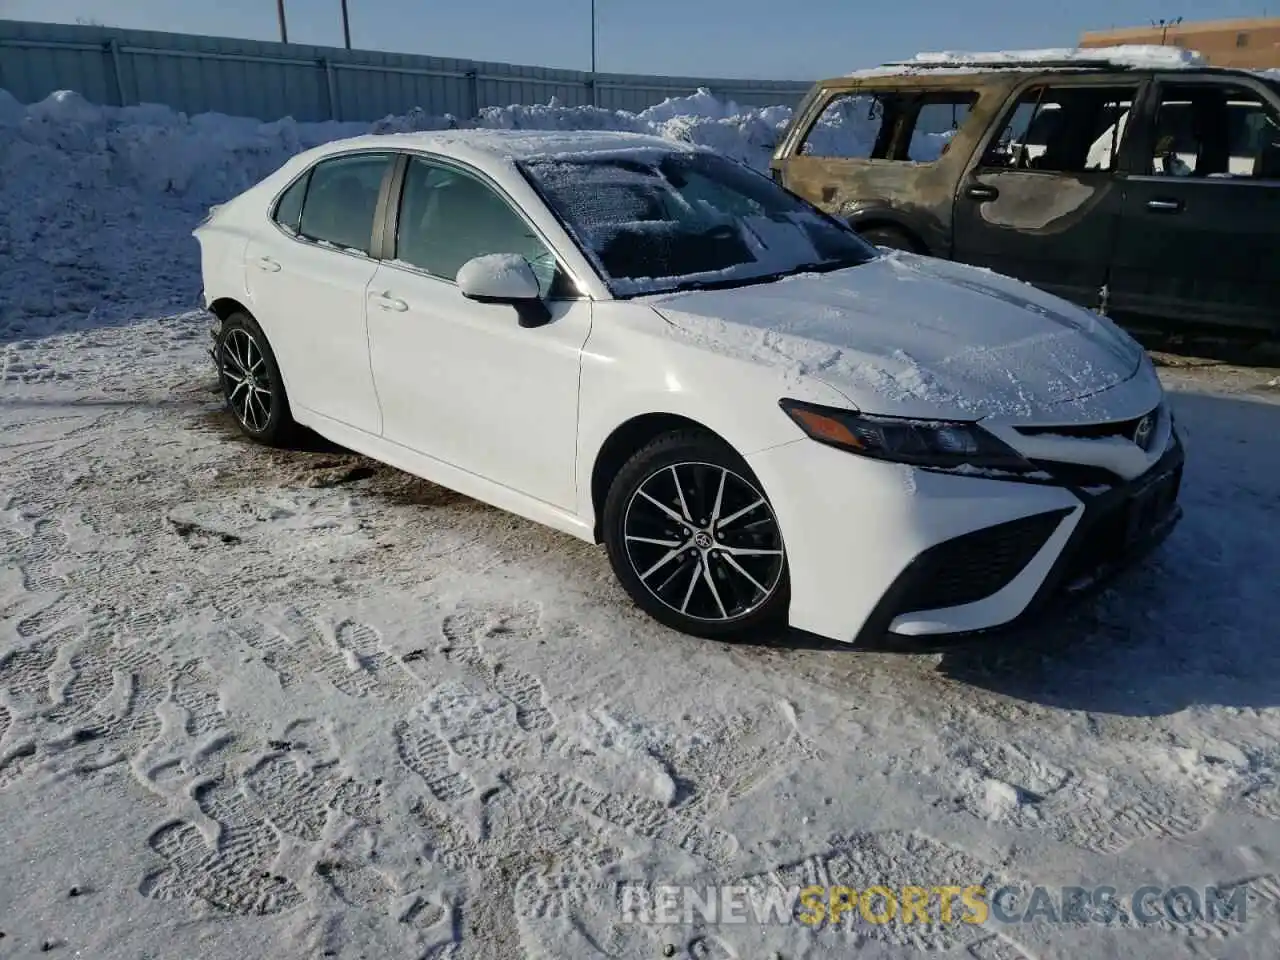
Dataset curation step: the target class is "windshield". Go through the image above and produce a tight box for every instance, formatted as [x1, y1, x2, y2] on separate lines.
[517, 149, 879, 297]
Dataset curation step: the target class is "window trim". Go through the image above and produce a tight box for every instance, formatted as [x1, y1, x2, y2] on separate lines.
[267, 148, 398, 261]
[377, 150, 590, 301]
[968, 75, 1149, 178]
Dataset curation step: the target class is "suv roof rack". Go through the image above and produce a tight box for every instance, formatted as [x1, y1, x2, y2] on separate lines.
[879, 57, 1130, 71]
[873, 46, 1212, 74]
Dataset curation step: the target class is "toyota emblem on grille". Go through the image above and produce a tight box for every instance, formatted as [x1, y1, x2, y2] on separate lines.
[1133, 414, 1154, 448]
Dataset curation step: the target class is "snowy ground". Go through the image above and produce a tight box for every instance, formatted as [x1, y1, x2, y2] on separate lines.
[2, 90, 1280, 960]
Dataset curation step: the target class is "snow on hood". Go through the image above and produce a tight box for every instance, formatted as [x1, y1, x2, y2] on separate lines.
[648, 252, 1146, 422]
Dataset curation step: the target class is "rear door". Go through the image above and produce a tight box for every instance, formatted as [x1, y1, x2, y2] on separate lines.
[951, 77, 1144, 309]
[1109, 75, 1280, 333]
[244, 150, 393, 436]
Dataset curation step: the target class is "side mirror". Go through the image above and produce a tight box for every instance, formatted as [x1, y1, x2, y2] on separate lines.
[457, 254, 553, 327]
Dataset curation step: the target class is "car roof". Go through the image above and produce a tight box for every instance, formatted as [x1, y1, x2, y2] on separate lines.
[304, 128, 698, 172]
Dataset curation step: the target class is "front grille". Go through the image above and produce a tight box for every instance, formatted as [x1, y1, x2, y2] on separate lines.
[1015, 406, 1160, 451]
[1059, 464, 1184, 591]
[895, 509, 1070, 615]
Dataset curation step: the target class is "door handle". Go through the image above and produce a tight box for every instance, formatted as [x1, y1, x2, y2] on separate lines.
[1146, 198, 1183, 213]
[964, 183, 1000, 201]
[371, 292, 408, 312]
[255, 256, 281, 273]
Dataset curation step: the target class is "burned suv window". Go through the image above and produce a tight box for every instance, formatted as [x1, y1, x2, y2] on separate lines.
[800, 93, 896, 159]
[906, 93, 979, 162]
[981, 86, 1137, 173]
[1150, 84, 1280, 179]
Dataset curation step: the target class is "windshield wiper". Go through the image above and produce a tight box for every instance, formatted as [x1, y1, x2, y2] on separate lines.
[663, 258, 863, 295]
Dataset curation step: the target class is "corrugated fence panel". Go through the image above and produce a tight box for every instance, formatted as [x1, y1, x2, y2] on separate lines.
[0, 18, 811, 121]
[0, 19, 115, 104]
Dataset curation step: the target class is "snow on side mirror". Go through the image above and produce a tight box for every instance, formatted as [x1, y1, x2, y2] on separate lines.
[456, 254, 551, 328]
[457, 254, 541, 302]
[455, 253, 550, 330]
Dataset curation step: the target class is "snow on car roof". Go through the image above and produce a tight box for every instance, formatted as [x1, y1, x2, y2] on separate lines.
[846, 44, 1210, 78]
[313, 128, 697, 163]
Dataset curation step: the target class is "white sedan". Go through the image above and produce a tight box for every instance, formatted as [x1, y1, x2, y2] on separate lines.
[195, 130, 1183, 644]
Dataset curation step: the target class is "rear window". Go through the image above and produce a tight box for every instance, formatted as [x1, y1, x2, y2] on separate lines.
[519, 149, 877, 297]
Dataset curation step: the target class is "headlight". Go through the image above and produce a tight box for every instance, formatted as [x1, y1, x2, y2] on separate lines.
[779, 399, 1034, 472]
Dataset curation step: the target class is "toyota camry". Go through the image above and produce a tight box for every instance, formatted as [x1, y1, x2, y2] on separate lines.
[195, 130, 1183, 644]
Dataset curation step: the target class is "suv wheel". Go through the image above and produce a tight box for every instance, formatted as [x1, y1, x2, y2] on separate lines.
[603, 430, 789, 640]
[858, 225, 920, 252]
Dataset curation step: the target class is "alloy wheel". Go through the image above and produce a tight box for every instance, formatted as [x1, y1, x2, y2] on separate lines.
[220, 328, 273, 433]
[622, 461, 785, 623]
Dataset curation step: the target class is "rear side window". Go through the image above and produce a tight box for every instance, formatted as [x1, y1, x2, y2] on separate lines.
[272, 173, 309, 233]
[800, 92, 896, 159]
[1150, 84, 1280, 178]
[297, 153, 391, 254]
[905, 93, 979, 162]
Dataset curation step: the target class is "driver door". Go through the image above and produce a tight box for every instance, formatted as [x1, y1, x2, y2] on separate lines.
[365, 154, 591, 510]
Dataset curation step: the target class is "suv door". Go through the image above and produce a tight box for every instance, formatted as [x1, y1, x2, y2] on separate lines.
[950, 77, 1144, 309]
[244, 151, 393, 436]
[365, 154, 591, 510]
[1109, 76, 1280, 333]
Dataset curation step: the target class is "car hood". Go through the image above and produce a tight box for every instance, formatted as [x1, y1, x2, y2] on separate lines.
[647, 252, 1147, 422]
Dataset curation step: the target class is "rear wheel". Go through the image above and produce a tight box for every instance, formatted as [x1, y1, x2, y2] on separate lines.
[215, 311, 297, 446]
[602, 430, 789, 640]
[857, 225, 920, 253]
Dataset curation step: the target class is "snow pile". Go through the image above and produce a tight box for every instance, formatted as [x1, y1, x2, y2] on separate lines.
[0, 86, 824, 340]
[468, 90, 796, 167]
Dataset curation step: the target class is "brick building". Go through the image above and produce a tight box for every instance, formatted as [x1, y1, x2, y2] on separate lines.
[1080, 17, 1280, 69]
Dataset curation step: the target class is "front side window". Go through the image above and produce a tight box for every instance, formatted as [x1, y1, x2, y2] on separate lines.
[799, 92, 898, 159]
[981, 85, 1137, 173]
[520, 148, 878, 297]
[395, 157, 563, 294]
[297, 152, 391, 254]
[1150, 83, 1280, 179]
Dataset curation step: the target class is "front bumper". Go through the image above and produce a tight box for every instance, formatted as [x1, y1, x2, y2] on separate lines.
[745, 432, 1184, 646]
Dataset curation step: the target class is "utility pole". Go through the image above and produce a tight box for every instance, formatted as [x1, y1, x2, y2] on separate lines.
[590, 0, 597, 74]
[1152, 16, 1184, 45]
[277, 0, 289, 43]
[340, 0, 352, 49]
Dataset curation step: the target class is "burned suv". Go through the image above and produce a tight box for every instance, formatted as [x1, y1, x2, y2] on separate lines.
[771, 50, 1280, 335]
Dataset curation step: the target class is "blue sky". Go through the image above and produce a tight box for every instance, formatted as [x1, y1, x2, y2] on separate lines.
[0, 0, 1272, 78]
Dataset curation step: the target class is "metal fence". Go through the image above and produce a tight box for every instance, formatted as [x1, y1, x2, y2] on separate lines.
[0, 19, 811, 121]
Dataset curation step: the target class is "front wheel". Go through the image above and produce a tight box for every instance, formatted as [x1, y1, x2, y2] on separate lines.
[602, 430, 789, 640]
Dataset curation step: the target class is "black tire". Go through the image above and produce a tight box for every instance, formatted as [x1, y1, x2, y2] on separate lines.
[857, 225, 920, 253]
[215, 311, 297, 446]
[602, 430, 790, 640]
